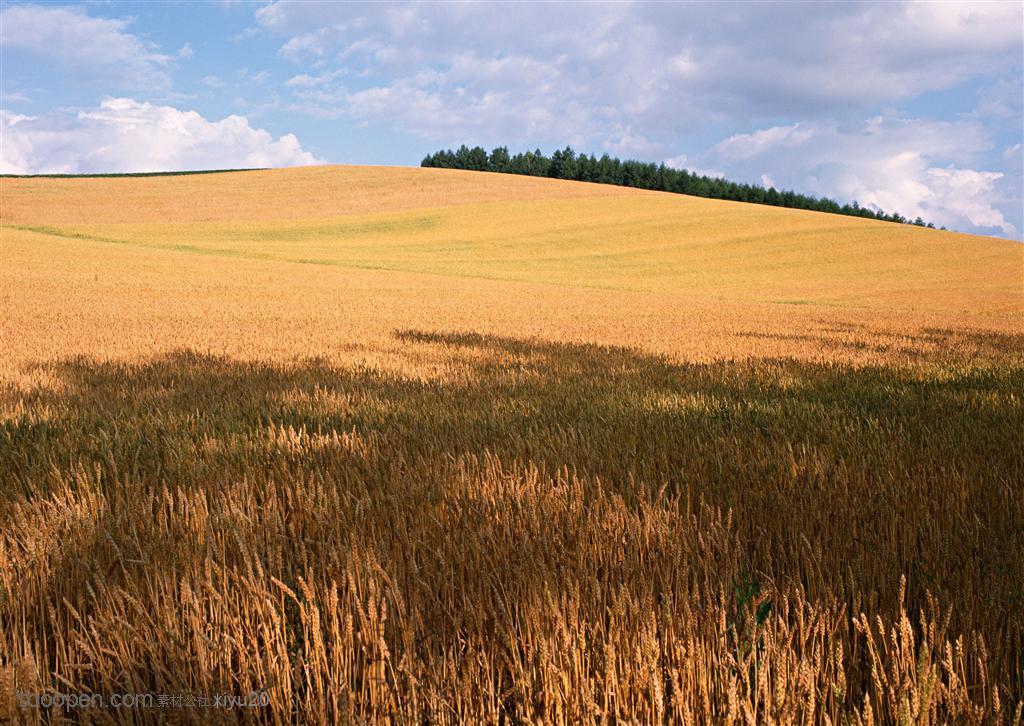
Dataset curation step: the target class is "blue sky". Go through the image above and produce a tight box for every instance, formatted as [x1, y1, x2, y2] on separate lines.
[1, 1, 1021, 238]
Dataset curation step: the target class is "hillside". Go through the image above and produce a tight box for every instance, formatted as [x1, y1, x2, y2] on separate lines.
[3, 165, 1021, 316]
[1, 166, 1023, 722]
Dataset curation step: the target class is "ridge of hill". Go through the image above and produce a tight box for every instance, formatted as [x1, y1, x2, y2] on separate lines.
[2, 165, 1020, 316]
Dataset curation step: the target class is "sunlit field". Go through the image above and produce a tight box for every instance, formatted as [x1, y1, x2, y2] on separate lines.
[1, 166, 1022, 723]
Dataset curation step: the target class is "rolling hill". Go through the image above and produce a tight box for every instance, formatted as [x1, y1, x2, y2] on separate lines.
[3, 165, 1021, 315]
[1, 166, 1022, 722]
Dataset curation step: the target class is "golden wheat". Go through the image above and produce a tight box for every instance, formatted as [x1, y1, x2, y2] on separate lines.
[0, 167, 1022, 723]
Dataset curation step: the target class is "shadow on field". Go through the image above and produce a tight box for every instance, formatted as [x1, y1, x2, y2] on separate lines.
[1, 328, 1022, 706]
[737, 325, 1024, 360]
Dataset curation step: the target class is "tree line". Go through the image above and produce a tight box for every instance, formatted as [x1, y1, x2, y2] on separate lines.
[421, 145, 937, 228]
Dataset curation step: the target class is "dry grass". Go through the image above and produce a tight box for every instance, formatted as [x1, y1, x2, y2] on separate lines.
[1, 166, 1022, 723]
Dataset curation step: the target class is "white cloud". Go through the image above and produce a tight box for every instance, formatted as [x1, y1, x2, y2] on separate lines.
[282, 70, 346, 89]
[0, 5, 173, 90]
[241, 69, 272, 85]
[976, 78, 1024, 120]
[924, 167, 1012, 235]
[285, 74, 321, 88]
[665, 154, 725, 180]
[0, 98, 321, 174]
[292, 54, 600, 147]
[178, 43, 194, 60]
[695, 116, 1018, 237]
[713, 124, 818, 162]
[228, 26, 262, 43]
[1, 91, 31, 104]
[0, 111, 37, 174]
[603, 129, 662, 159]
[257, 1, 1022, 147]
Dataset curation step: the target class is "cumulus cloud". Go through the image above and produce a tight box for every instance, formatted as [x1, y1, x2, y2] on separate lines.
[0, 5, 173, 90]
[603, 129, 663, 158]
[284, 52, 603, 146]
[924, 167, 1011, 234]
[0, 98, 321, 174]
[256, 1, 1022, 148]
[711, 124, 819, 162]
[696, 116, 1018, 237]
[664, 154, 725, 180]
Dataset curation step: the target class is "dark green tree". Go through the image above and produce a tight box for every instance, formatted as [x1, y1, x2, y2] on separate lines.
[419, 146, 931, 227]
[488, 146, 510, 172]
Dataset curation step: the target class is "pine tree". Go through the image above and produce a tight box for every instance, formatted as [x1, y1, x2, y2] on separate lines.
[488, 147, 510, 172]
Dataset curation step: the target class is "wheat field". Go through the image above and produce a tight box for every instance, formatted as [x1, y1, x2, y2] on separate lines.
[1, 166, 1023, 724]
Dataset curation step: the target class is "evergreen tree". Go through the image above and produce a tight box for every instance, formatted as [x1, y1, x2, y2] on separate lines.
[488, 146, 510, 172]
[466, 146, 488, 171]
[419, 145, 932, 227]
